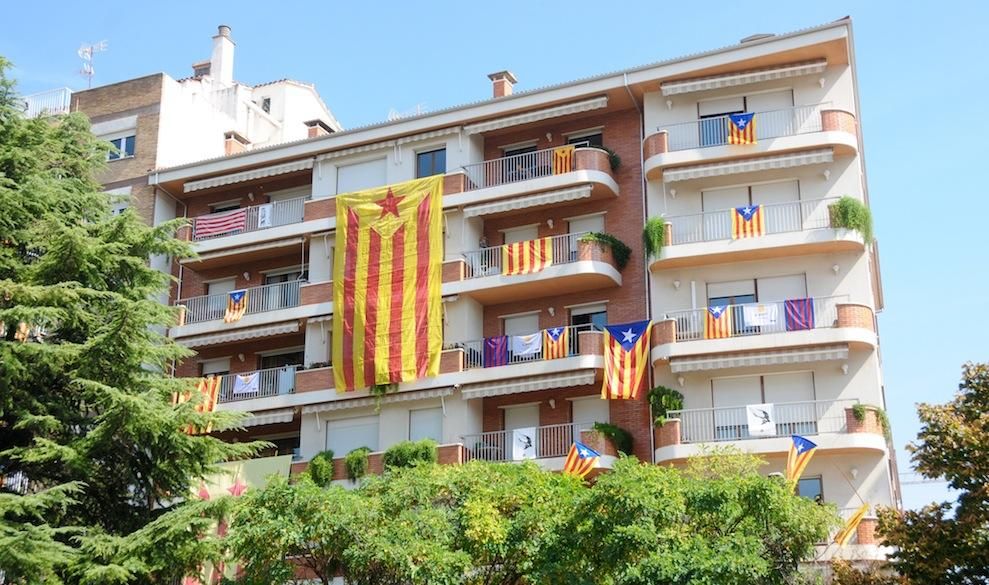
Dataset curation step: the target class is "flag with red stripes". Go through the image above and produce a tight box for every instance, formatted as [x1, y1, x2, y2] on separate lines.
[193, 208, 247, 239]
[562, 441, 600, 478]
[601, 320, 651, 400]
[501, 237, 553, 276]
[704, 305, 732, 339]
[727, 112, 756, 145]
[731, 205, 765, 239]
[543, 326, 570, 360]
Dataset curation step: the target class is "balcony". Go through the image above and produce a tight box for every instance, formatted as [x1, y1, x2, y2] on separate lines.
[462, 422, 619, 472]
[21, 87, 72, 118]
[450, 323, 593, 370]
[652, 198, 865, 269]
[643, 104, 858, 181]
[191, 197, 306, 241]
[445, 147, 619, 217]
[213, 365, 299, 404]
[443, 232, 622, 304]
[655, 399, 887, 463]
[652, 296, 878, 370]
[178, 280, 301, 325]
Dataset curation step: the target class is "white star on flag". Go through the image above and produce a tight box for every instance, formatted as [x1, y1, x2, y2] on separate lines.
[621, 329, 636, 343]
[551, 328, 561, 335]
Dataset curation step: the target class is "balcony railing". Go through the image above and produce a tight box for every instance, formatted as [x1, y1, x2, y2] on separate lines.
[670, 399, 859, 443]
[664, 198, 837, 245]
[665, 295, 846, 342]
[177, 280, 302, 325]
[657, 103, 827, 152]
[214, 365, 299, 404]
[192, 196, 307, 241]
[449, 323, 594, 370]
[462, 146, 575, 191]
[21, 87, 72, 118]
[462, 421, 595, 462]
[462, 232, 589, 279]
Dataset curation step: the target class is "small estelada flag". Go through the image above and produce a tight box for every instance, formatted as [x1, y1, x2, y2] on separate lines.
[502, 237, 553, 276]
[552, 145, 575, 174]
[732, 205, 765, 239]
[543, 327, 570, 360]
[601, 320, 651, 400]
[563, 441, 600, 478]
[727, 112, 756, 145]
[785, 435, 818, 483]
[704, 305, 732, 339]
[223, 290, 248, 323]
[834, 503, 870, 547]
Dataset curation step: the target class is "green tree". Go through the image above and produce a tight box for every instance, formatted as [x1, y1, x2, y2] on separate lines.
[876, 362, 989, 585]
[0, 58, 258, 584]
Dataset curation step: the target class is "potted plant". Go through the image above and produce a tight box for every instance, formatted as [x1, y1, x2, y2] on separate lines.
[642, 217, 667, 260]
[829, 196, 874, 243]
[577, 232, 631, 271]
[648, 386, 684, 447]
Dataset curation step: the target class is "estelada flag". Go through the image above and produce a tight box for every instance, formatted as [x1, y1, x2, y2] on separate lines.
[728, 112, 756, 145]
[552, 145, 575, 174]
[332, 176, 444, 391]
[601, 320, 651, 400]
[731, 205, 765, 239]
[834, 503, 869, 546]
[502, 237, 553, 276]
[173, 376, 222, 434]
[704, 305, 732, 339]
[223, 290, 248, 323]
[563, 441, 600, 478]
[785, 434, 818, 483]
[543, 326, 570, 360]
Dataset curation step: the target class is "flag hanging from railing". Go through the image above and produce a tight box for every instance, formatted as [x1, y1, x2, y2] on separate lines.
[562, 441, 600, 478]
[511, 333, 542, 357]
[502, 237, 553, 276]
[727, 112, 756, 145]
[601, 320, 651, 400]
[332, 176, 444, 392]
[172, 376, 222, 434]
[484, 336, 508, 368]
[784, 298, 816, 331]
[223, 290, 248, 323]
[785, 434, 817, 483]
[232, 372, 260, 395]
[834, 503, 870, 546]
[731, 205, 765, 239]
[194, 208, 247, 239]
[704, 305, 732, 339]
[552, 145, 575, 174]
[543, 327, 570, 360]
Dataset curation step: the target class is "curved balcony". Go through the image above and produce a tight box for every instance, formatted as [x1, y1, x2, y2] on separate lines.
[651, 198, 865, 270]
[643, 104, 858, 182]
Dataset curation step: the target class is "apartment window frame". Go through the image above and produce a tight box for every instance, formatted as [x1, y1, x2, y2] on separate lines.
[569, 301, 608, 331]
[208, 199, 241, 214]
[565, 128, 604, 148]
[107, 134, 136, 161]
[797, 475, 824, 504]
[415, 147, 447, 178]
[261, 97, 271, 114]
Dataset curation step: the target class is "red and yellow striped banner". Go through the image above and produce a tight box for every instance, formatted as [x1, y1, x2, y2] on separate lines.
[332, 176, 444, 392]
[834, 503, 869, 546]
[173, 376, 222, 434]
[552, 145, 575, 174]
[704, 306, 732, 339]
[502, 237, 553, 276]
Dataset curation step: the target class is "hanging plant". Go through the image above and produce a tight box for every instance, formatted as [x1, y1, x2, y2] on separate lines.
[642, 217, 667, 260]
[591, 422, 633, 455]
[578, 232, 632, 271]
[369, 383, 398, 411]
[851, 404, 891, 440]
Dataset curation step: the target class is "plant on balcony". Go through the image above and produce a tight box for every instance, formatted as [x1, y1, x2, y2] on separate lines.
[577, 232, 631, 271]
[648, 385, 684, 426]
[382, 439, 438, 469]
[369, 382, 398, 410]
[829, 196, 874, 243]
[851, 404, 891, 440]
[642, 217, 667, 259]
[591, 422, 633, 455]
[307, 361, 330, 370]
[307, 449, 335, 487]
[597, 144, 622, 171]
[344, 446, 372, 482]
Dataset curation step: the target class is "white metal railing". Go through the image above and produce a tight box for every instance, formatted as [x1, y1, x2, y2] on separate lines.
[177, 280, 302, 325]
[665, 198, 837, 245]
[665, 295, 847, 342]
[21, 87, 72, 118]
[214, 365, 298, 404]
[449, 323, 594, 370]
[462, 146, 572, 191]
[657, 103, 827, 151]
[462, 232, 589, 279]
[462, 421, 595, 462]
[192, 196, 307, 241]
[670, 399, 859, 443]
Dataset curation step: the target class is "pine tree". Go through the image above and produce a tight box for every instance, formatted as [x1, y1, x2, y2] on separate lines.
[0, 57, 259, 584]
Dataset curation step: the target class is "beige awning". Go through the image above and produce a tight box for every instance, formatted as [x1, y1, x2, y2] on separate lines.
[664, 148, 833, 183]
[460, 371, 595, 400]
[183, 237, 305, 264]
[463, 185, 593, 218]
[179, 321, 300, 348]
[184, 159, 314, 192]
[661, 60, 828, 96]
[240, 408, 296, 427]
[463, 97, 608, 135]
[670, 344, 848, 373]
[301, 387, 453, 414]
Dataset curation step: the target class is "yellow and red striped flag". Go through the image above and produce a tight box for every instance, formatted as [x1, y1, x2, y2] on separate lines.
[562, 441, 600, 478]
[704, 305, 732, 339]
[502, 237, 553, 276]
[223, 290, 248, 323]
[173, 376, 222, 434]
[834, 503, 870, 546]
[552, 145, 575, 174]
[543, 326, 570, 360]
[601, 320, 651, 400]
[785, 435, 818, 483]
[727, 112, 756, 145]
[731, 205, 765, 239]
[332, 176, 444, 392]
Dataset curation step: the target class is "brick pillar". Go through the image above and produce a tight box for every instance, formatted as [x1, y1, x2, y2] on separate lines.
[821, 109, 857, 134]
[857, 517, 879, 545]
[443, 171, 466, 195]
[487, 70, 518, 98]
[845, 407, 884, 436]
[305, 120, 333, 138]
[579, 429, 618, 457]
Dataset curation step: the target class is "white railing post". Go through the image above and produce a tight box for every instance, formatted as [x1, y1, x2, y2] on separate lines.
[658, 104, 828, 152]
[176, 280, 303, 325]
[671, 399, 857, 444]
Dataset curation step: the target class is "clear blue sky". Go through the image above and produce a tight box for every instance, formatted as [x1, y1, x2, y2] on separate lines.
[4, 1, 985, 509]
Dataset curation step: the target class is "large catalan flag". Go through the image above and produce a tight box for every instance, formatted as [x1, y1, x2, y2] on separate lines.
[562, 441, 600, 478]
[502, 237, 553, 276]
[731, 205, 765, 239]
[601, 320, 651, 400]
[224, 290, 248, 323]
[727, 112, 756, 145]
[704, 305, 732, 339]
[785, 435, 818, 483]
[332, 176, 444, 392]
[543, 326, 570, 360]
[834, 503, 870, 546]
[173, 376, 223, 434]
[552, 145, 575, 174]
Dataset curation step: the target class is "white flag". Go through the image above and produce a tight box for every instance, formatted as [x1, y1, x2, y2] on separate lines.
[233, 372, 260, 395]
[510, 333, 542, 356]
[256, 203, 274, 228]
[742, 303, 779, 326]
[746, 403, 776, 437]
[511, 427, 537, 460]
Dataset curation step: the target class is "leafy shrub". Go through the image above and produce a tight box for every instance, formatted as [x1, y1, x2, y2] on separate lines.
[829, 196, 874, 243]
[382, 439, 437, 469]
[591, 422, 633, 455]
[344, 447, 371, 482]
[596, 144, 621, 171]
[851, 404, 891, 440]
[648, 385, 684, 426]
[578, 232, 632, 271]
[307, 450, 335, 487]
[642, 217, 667, 259]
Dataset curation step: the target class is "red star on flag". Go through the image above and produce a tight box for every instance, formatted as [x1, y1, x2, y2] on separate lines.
[197, 483, 210, 501]
[376, 189, 404, 218]
[227, 474, 247, 497]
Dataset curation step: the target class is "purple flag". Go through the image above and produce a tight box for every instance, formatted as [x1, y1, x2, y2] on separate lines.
[484, 336, 508, 367]
[784, 298, 815, 331]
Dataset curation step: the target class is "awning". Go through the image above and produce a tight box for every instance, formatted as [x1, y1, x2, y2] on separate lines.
[661, 60, 828, 96]
[184, 159, 315, 192]
[463, 185, 593, 218]
[307, 314, 333, 325]
[302, 387, 454, 414]
[463, 97, 608, 135]
[179, 321, 300, 347]
[460, 371, 595, 400]
[664, 148, 833, 183]
[183, 237, 305, 263]
[240, 408, 296, 428]
[670, 344, 848, 373]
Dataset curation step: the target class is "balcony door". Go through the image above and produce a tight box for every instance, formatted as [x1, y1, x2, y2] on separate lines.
[267, 186, 308, 227]
[205, 277, 237, 321]
[711, 376, 762, 441]
[259, 349, 304, 396]
[751, 180, 800, 234]
[697, 96, 744, 147]
[746, 89, 794, 140]
[263, 269, 304, 311]
[763, 372, 817, 436]
[701, 186, 749, 241]
[504, 404, 540, 460]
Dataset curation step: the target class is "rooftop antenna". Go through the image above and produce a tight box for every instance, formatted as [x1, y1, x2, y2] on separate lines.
[78, 40, 108, 89]
[387, 103, 427, 121]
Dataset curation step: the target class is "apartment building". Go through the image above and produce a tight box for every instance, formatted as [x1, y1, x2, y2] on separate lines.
[146, 17, 895, 559]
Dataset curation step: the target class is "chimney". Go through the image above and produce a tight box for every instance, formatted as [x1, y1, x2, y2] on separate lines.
[488, 70, 517, 98]
[304, 120, 334, 139]
[224, 131, 250, 156]
[210, 25, 235, 85]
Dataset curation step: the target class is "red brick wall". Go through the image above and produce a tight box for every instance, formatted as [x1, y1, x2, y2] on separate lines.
[183, 173, 312, 220]
[837, 304, 876, 333]
[179, 252, 304, 299]
[480, 385, 598, 432]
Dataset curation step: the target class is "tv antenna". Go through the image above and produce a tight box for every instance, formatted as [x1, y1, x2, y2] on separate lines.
[78, 40, 108, 88]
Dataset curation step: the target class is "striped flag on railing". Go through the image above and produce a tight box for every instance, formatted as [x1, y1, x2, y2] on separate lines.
[704, 306, 732, 339]
[502, 237, 553, 276]
[543, 327, 570, 360]
[727, 112, 756, 145]
[552, 145, 575, 174]
[731, 205, 765, 239]
[224, 290, 248, 323]
[194, 208, 247, 239]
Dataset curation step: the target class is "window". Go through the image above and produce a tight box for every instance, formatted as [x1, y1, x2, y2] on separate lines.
[209, 201, 241, 213]
[326, 415, 379, 454]
[257, 436, 301, 460]
[261, 97, 271, 114]
[707, 279, 756, 308]
[797, 477, 823, 503]
[501, 225, 538, 245]
[409, 407, 443, 442]
[107, 135, 136, 160]
[503, 144, 537, 158]
[260, 350, 304, 370]
[566, 132, 603, 148]
[570, 303, 607, 331]
[503, 313, 539, 336]
[416, 148, 446, 178]
[262, 269, 304, 311]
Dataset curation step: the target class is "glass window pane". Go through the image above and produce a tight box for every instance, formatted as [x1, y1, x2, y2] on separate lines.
[124, 136, 136, 157]
[409, 407, 443, 442]
[797, 477, 823, 503]
[326, 416, 379, 454]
